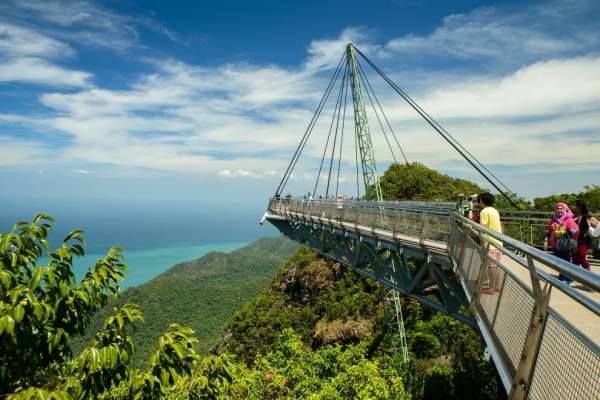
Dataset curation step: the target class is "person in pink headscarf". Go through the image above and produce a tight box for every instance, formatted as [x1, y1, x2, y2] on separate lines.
[544, 202, 579, 284]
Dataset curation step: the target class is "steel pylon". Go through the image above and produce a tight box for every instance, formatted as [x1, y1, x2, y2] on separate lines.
[346, 43, 408, 363]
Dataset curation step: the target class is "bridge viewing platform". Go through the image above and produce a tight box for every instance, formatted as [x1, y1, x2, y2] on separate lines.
[265, 197, 600, 400]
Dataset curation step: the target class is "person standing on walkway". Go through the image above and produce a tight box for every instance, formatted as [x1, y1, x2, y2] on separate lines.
[478, 193, 503, 294]
[544, 202, 579, 284]
[455, 193, 470, 217]
[573, 200, 592, 271]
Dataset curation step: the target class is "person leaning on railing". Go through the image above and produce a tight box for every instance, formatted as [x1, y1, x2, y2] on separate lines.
[478, 193, 503, 295]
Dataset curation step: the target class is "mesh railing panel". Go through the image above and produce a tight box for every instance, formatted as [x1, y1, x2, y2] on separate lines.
[450, 227, 464, 259]
[457, 236, 482, 291]
[480, 265, 535, 375]
[527, 312, 600, 400]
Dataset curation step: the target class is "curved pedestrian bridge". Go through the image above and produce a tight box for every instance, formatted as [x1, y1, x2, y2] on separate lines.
[265, 197, 600, 400]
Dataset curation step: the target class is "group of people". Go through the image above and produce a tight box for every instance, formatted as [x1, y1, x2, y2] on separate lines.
[544, 201, 599, 284]
[455, 192, 599, 288]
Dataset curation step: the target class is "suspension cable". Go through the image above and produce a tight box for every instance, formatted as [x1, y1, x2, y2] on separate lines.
[314, 59, 347, 196]
[353, 46, 518, 208]
[356, 59, 399, 164]
[354, 86, 361, 199]
[356, 57, 410, 165]
[276, 54, 345, 195]
[335, 63, 349, 198]
[326, 64, 348, 198]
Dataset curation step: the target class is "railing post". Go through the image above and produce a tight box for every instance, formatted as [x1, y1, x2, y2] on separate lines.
[508, 254, 552, 400]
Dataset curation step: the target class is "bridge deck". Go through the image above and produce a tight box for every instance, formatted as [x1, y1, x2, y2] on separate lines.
[267, 198, 600, 399]
[282, 208, 600, 343]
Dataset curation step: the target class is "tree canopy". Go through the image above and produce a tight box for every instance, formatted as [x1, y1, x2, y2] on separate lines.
[372, 162, 485, 201]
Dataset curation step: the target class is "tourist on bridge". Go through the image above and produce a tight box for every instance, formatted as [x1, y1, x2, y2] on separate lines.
[478, 193, 503, 295]
[589, 216, 600, 237]
[573, 200, 592, 271]
[468, 194, 480, 222]
[455, 193, 469, 217]
[303, 192, 312, 205]
[544, 202, 579, 284]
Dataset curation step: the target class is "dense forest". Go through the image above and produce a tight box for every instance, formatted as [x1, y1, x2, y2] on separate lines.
[376, 162, 600, 212]
[1, 162, 597, 399]
[73, 237, 297, 367]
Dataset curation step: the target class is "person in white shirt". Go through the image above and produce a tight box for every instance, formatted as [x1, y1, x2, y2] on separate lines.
[589, 217, 600, 237]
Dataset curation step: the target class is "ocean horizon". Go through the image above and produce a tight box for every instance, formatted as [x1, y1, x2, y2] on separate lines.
[39, 241, 250, 288]
[2, 201, 278, 288]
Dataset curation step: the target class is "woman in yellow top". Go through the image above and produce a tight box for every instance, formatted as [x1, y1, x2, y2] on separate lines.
[478, 193, 503, 294]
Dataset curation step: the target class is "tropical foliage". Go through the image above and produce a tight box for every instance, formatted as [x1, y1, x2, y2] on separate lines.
[217, 247, 499, 400]
[373, 162, 485, 201]
[0, 215, 235, 399]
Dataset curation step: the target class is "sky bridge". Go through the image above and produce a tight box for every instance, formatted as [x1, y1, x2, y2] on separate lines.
[263, 44, 600, 399]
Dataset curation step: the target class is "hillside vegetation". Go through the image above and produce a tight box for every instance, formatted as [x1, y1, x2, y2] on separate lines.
[74, 236, 298, 366]
[214, 247, 498, 400]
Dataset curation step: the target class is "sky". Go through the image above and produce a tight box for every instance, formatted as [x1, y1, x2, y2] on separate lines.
[1, 0, 599, 225]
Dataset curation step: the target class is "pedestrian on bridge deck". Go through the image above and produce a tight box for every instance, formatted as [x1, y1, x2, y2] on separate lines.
[478, 193, 503, 295]
[589, 216, 600, 237]
[455, 193, 469, 217]
[468, 194, 480, 223]
[545, 202, 579, 285]
[573, 200, 592, 271]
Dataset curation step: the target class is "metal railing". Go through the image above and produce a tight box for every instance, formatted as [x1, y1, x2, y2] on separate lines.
[267, 197, 600, 400]
[269, 197, 452, 246]
[449, 215, 600, 399]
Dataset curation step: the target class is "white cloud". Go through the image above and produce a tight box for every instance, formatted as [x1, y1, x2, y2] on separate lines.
[0, 57, 92, 87]
[0, 22, 73, 58]
[0, 0, 179, 51]
[0, 21, 92, 87]
[384, 4, 599, 67]
[76, 169, 91, 174]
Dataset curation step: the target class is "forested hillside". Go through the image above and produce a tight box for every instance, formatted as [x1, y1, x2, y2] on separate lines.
[74, 236, 298, 366]
[214, 247, 498, 400]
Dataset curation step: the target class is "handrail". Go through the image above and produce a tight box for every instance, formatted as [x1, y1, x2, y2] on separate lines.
[268, 197, 600, 290]
[454, 213, 600, 293]
[267, 197, 600, 399]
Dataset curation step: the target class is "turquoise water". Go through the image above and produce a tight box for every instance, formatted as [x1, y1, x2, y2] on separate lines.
[40, 242, 248, 288]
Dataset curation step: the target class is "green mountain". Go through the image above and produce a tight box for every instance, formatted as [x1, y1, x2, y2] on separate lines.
[74, 236, 298, 367]
[214, 246, 499, 399]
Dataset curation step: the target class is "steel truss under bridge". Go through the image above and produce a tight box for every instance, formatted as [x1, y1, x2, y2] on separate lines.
[266, 44, 600, 399]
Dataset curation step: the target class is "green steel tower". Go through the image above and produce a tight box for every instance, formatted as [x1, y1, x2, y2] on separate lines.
[346, 44, 384, 201]
[346, 43, 408, 363]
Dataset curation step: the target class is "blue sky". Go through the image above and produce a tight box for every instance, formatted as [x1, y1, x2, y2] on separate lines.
[1, 0, 599, 220]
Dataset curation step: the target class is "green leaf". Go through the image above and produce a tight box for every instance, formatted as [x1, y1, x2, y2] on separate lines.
[33, 303, 44, 320]
[29, 268, 43, 291]
[2, 316, 15, 335]
[13, 305, 25, 323]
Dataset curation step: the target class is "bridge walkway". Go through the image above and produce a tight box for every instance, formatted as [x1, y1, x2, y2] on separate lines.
[266, 198, 600, 400]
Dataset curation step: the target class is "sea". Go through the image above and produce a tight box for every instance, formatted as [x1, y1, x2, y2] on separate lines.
[1, 202, 277, 288]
